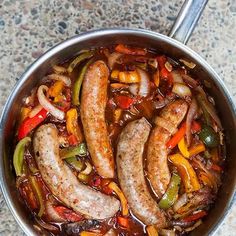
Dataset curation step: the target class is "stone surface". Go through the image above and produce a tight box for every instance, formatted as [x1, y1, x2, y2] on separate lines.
[0, 0, 235, 235]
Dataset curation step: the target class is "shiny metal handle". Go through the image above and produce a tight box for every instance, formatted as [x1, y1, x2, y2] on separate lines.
[169, 0, 208, 44]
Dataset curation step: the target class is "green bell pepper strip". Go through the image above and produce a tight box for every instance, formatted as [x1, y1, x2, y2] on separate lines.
[60, 143, 87, 159]
[13, 137, 31, 176]
[72, 58, 93, 105]
[29, 175, 45, 217]
[65, 157, 84, 172]
[67, 50, 94, 73]
[159, 172, 181, 209]
[199, 125, 219, 148]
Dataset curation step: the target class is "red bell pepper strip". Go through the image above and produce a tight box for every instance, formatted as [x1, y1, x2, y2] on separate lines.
[166, 121, 202, 149]
[115, 44, 146, 56]
[117, 216, 130, 228]
[211, 164, 222, 172]
[183, 210, 207, 222]
[115, 95, 135, 109]
[18, 108, 48, 140]
[53, 206, 83, 222]
[67, 134, 79, 146]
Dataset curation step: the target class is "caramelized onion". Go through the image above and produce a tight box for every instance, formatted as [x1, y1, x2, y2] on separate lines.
[107, 52, 122, 69]
[172, 83, 192, 98]
[35, 217, 59, 231]
[28, 104, 43, 118]
[37, 85, 65, 120]
[129, 83, 139, 95]
[45, 197, 65, 222]
[47, 74, 71, 87]
[173, 193, 188, 212]
[137, 68, 150, 97]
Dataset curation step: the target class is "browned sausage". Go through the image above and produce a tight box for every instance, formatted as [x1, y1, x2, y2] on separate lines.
[146, 100, 188, 198]
[33, 124, 120, 219]
[80, 60, 114, 178]
[117, 118, 166, 228]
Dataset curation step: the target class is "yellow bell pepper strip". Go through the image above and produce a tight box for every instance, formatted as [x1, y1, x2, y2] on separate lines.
[153, 69, 160, 87]
[80, 231, 102, 236]
[111, 69, 120, 79]
[169, 154, 200, 193]
[66, 108, 83, 144]
[19, 107, 31, 124]
[199, 172, 213, 188]
[60, 143, 87, 159]
[67, 50, 94, 73]
[48, 80, 64, 98]
[108, 182, 129, 216]
[178, 137, 190, 158]
[118, 71, 140, 83]
[72, 59, 92, 105]
[29, 175, 45, 217]
[113, 108, 122, 123]
[159, 172, 181, 209]
[13, 137, 31, 176]
[146, 225, 159, 236]
[189, 143, 206, 157]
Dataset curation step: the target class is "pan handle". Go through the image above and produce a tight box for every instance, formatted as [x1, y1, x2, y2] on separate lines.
[168, 0, 208, 44]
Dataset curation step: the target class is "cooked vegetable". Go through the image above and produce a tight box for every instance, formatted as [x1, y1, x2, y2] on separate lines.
[80, 161, 93, 175]
[173, 193, 188, 212]
[60, 143, 87, 159]
[117, 216, 129, 228]
[28, 104, 43, 118]
[172, 83, 192, 98]
[37, 85, 65, 120]
[183, 210, 207, 222]
[67, 51, 94, 73]
[178, 137, 190, 158]
[19, 107, 31, 123]
[159, 173, 181, 209]
[137, 68, 150, 97]
[72, 59, 92, 105]
[115, 95, 135, 109]
[108, 182, 129, 216]
[189, 143, 206, 156]
[115, 44, 146, 56]
[153, 69, 160, 87]
[66, 108, 83, 144]
[13, 137, 31, 176]
[29, 175, 45, 217]
[18, 108, 48, 140]
[118, 71, 140, 83]
[106, 52, 122, 69]
[80, 232, 102, 236]
[65, 157, 84, 172]
[47, 74, 71, 87]
[199, 126, 219, 148]
[169, 154, 200, 192]
[146, 225, 158, 236]
[48, 81, 64, 98]
[179, 59, 196, 69]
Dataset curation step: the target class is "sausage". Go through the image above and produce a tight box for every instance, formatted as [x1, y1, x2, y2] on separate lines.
[81, 60, 114, 178]
[146, 100, 188, 198]
[33, 124, 120, 219]
[117, 118, 166, 227]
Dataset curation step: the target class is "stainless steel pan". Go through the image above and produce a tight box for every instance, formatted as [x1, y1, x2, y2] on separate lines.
[0, 0, 236, 235]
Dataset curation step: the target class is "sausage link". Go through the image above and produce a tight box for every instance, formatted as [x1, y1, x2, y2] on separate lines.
[117, 118, 166, 227]
[33, 124, 120, 219]
[81, 60, 114, 178]
[147, 100, 188, 198]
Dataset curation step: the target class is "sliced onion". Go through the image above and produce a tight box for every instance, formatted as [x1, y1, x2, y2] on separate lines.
[35, 217, 59, 231]
[28, 104, 43, 118]
[107, 52, 122, 69]
[185, 220, 202, 232]
[173, 193, 188, 212]
[182, 74, 198, 88]
[53, 65, 67, 74]
[172, 83, 192, 98]
[45, 197, 65, 222]
[171, 71, 183, 83]
[80, 161, 93, 175]
[179, 59, 196, 69]
[136, 68, 150, 97]
[129, 83, 139, 95]
[37, 85, 65, 120]
[159, 229, 175, 236]
[47, 74, 71, 87]
[186, 99, 198, 146]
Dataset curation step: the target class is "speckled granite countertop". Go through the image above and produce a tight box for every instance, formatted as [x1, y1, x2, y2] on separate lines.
[0, 0, 235, 235]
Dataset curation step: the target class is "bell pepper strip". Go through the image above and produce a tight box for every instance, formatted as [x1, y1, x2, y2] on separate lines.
[211, 164, 222, 172]
[29, 175, 45, 217]
[48, 80, 64, 98]
[108, 182, 129, 216]
[117, 216, 130, 228]
[13, 137, 31, 176]
[153, 69, 160, 87]
[115, 44, 147, 56]
[65, 157, 84, 172]
[110, 83, 129, 90]
[146, 225, 159, 236]
[169, 154, 200, 193]
[113, 108, 122, 123]
[199, 172, 214, 188]
[167, 121, 202, 149]
[19, 107, 31, 124]
[178, 137, 190, 158]
[18, 108, 48, 140]
[189, 143, 206, 157]
[60, 143, 87, 159]
[118, 71, 140, 83]
[115, 95, 135, 109]
[53, 205, 83, 222]
[159, 172, 181, 209]
[80, 232, 103, 236]
[111, 69, 120, 79]
[66, 108, 83, 143]
[182, 210, 207, 223]
[67, 134, 78, 146]
[78, 173, 90, 183]
[211, 148, 219, 163]
[67, 50, 94, 73]
[72, 59, 92, 105]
